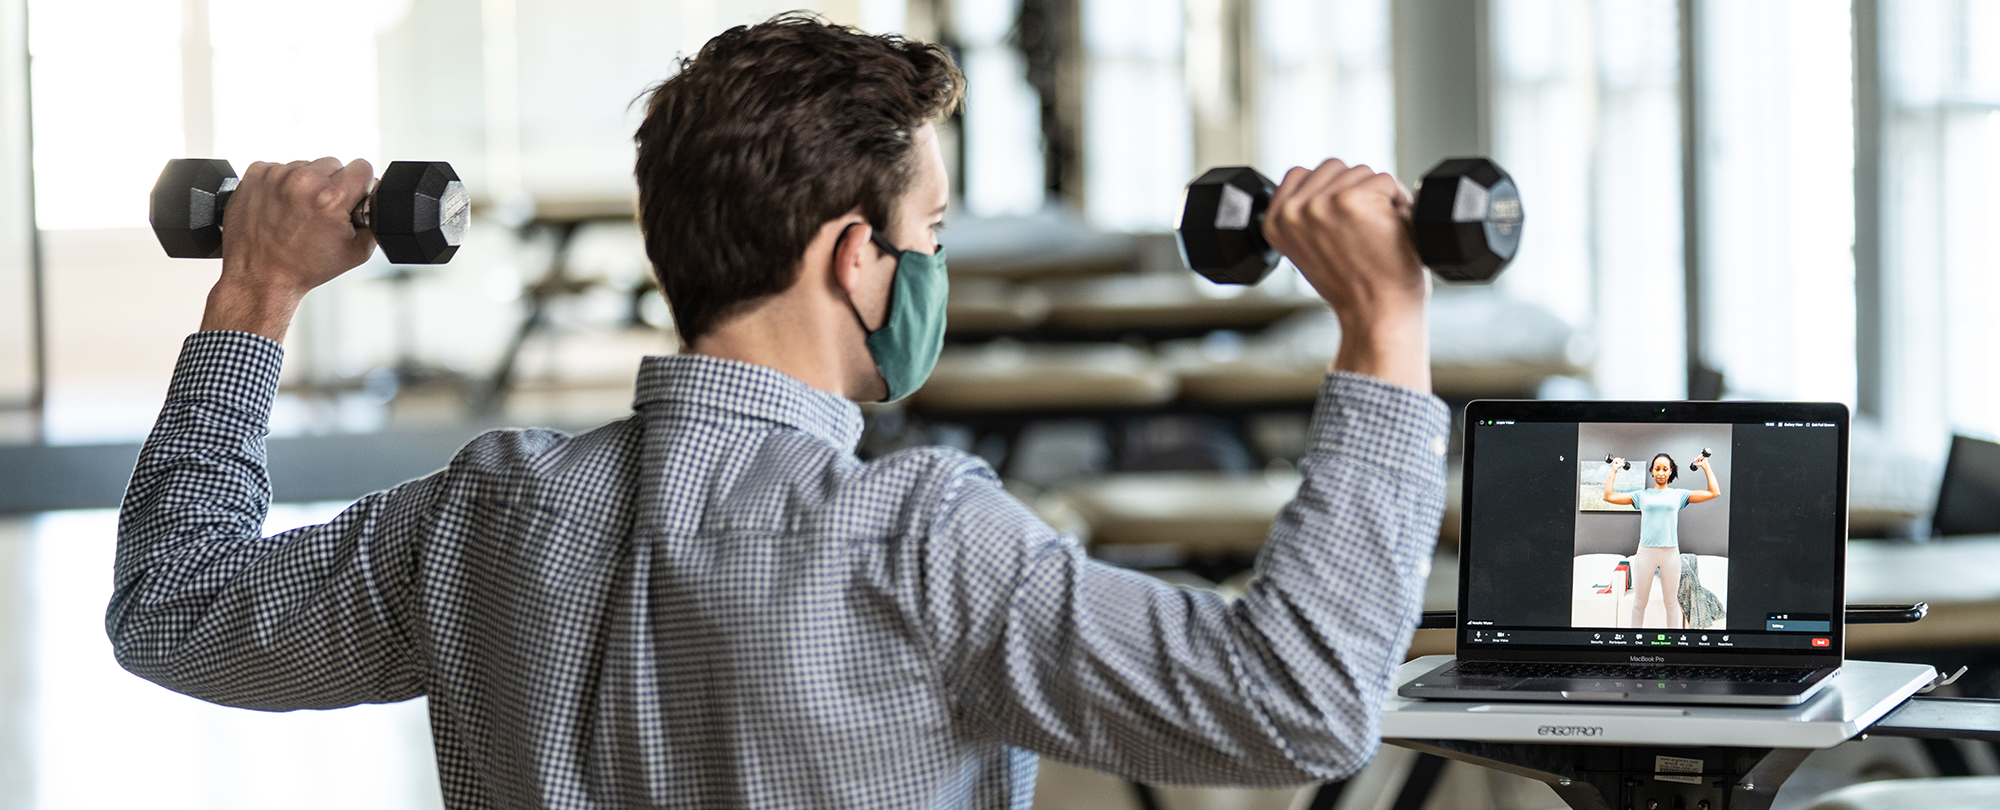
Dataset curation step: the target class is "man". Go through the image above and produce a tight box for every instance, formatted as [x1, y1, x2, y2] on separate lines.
[112, 14, 1447, 809]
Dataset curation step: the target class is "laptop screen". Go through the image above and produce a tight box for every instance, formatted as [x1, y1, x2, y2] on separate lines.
[1457, 400, 1849, 665]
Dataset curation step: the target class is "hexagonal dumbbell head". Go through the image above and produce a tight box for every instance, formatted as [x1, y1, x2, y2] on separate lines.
[150, 159, 240, 259]
[1410, 157, 1523, 283]
[373, 161, 470, 265]
[1177, 166, 1279, 285]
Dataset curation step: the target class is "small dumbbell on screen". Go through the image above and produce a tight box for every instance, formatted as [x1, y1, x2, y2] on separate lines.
[1692, 448, 1713, 470]
[1604, 455, 1630, 470]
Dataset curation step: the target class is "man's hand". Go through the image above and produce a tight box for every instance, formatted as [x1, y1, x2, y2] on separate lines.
[200, 157, 377, 342]
[1262, 159, 1430, 392]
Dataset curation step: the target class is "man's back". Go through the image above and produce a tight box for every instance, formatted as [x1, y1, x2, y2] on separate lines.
[418, 354, 1033, 806]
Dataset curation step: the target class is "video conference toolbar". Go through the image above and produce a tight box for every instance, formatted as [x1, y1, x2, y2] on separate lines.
[1465, 627, 1832, 650]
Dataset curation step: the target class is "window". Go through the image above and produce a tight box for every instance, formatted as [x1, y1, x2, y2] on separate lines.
[1877, 0, 2000, 454]
[954, 0, 1046, 216]
[1081, 0, 1191, 230]
[1695, 0, 1855, 405]
[1253, 0, 1394, 177]
[28, 0, 182, 229]
[1490, 0, 1683, 398]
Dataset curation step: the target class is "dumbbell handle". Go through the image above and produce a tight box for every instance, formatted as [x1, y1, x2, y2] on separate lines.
[208, 180, 381, 230]
[1605, 455, 1630, 470]
[162, 165, 379, 231]
[345, 187, 382, 232]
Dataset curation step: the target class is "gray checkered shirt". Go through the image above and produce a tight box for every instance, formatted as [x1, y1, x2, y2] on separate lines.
[113, 330, 1450, 808]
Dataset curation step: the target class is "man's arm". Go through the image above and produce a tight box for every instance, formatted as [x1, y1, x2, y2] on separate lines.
[922, 160, 1448, 781]
[110, 157, 431, 708]
[925, 374, 1446, 784]
[111, 332, 435, 708]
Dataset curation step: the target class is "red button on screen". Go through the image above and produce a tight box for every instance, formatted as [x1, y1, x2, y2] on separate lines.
[1811, 637, 1830, 647]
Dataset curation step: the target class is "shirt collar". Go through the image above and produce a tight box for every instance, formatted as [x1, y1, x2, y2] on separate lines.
[634, 354, 866, 451]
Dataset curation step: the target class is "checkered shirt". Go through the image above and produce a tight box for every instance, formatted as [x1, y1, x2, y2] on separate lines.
[112, 330, 1450, 809]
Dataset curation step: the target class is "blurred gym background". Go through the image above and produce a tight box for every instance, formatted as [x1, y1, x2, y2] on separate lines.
[1, 1, 1998, 808]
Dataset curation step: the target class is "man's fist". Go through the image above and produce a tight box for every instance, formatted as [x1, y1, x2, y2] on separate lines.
[200, 157, 377, 342]
[1261, 159, 1430, 391]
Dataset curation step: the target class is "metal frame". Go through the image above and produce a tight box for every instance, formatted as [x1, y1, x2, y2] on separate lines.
[2, 0, 44, 431]
[1852, 0, 1882, 421]
[1393, 738, 1811, 810]
[1678, 0, 1715, 401]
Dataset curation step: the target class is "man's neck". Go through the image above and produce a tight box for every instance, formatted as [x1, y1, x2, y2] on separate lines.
[687, 292, 881, 401]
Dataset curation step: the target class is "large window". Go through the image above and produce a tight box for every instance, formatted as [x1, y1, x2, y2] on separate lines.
[1081, 0, 1190, 230]
[1490, 0, 1683, 399]
[953, 0, 1046, 216]
[1253, 0, 1394, 176]
[27, 0, 183, 229]
[1695, 0, 1856, 406]
[1878, 0, 2000, 454]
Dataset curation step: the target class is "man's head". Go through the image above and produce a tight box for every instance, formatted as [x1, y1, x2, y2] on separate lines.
[635, 14, 963, 346]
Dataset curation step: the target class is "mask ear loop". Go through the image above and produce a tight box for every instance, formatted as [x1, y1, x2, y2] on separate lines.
[837, 222, 902, 335]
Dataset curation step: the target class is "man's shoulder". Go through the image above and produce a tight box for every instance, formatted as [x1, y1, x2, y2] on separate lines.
[807, 444, 1004, 534]
[444, 418, 643, 487]
[850, 444, 995, 490]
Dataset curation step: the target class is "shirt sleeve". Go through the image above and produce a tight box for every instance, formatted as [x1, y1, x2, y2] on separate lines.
[108, 331, 433, 711]
[922, 372, 1450, 785]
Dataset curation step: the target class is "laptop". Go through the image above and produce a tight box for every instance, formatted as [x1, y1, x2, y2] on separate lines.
[1398, 399, 1849, 706]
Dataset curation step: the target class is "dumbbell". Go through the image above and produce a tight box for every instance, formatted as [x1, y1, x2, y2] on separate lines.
[1691, 448, 1713, 470]
[1176, 157, 1522, 285]
[1606, 455, 1630, 470]
[150, 158, 470, 265]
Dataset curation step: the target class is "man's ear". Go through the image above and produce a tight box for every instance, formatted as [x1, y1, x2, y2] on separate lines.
[829, 220, 874, 300]
[829, 219, 895, 332]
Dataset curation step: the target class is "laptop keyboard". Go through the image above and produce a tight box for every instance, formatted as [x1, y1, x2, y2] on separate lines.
[1447, 661, 1813, 684]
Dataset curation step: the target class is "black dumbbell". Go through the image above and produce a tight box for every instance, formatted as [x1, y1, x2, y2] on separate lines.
[150, 158, 470, 265]
[1605, 455, 1630, 470]
[1176, 157, 1523, 285]
[1691, 448, 1713, 470]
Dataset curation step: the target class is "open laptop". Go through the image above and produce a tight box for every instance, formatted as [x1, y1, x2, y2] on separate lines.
[1399, 399, 1849, 706]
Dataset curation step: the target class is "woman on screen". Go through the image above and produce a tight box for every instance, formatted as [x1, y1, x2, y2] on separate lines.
[1604, 452, 1722, 628]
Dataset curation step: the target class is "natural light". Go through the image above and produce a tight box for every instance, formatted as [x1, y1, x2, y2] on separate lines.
[22, 504, 441, 810]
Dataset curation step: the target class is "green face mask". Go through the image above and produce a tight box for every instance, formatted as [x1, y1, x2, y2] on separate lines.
[854, 227, 948, 402]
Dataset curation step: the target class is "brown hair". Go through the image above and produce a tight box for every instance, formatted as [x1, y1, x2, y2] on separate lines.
[634, 13, 963, 343]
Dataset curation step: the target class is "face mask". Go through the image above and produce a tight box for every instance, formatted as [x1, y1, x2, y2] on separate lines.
[850, 226, 948, 402]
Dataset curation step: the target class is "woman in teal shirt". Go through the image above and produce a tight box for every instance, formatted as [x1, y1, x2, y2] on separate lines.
[1604, 453, 1723, 629]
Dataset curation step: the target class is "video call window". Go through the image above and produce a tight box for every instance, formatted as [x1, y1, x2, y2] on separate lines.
[1571, 423, 1731, 632]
